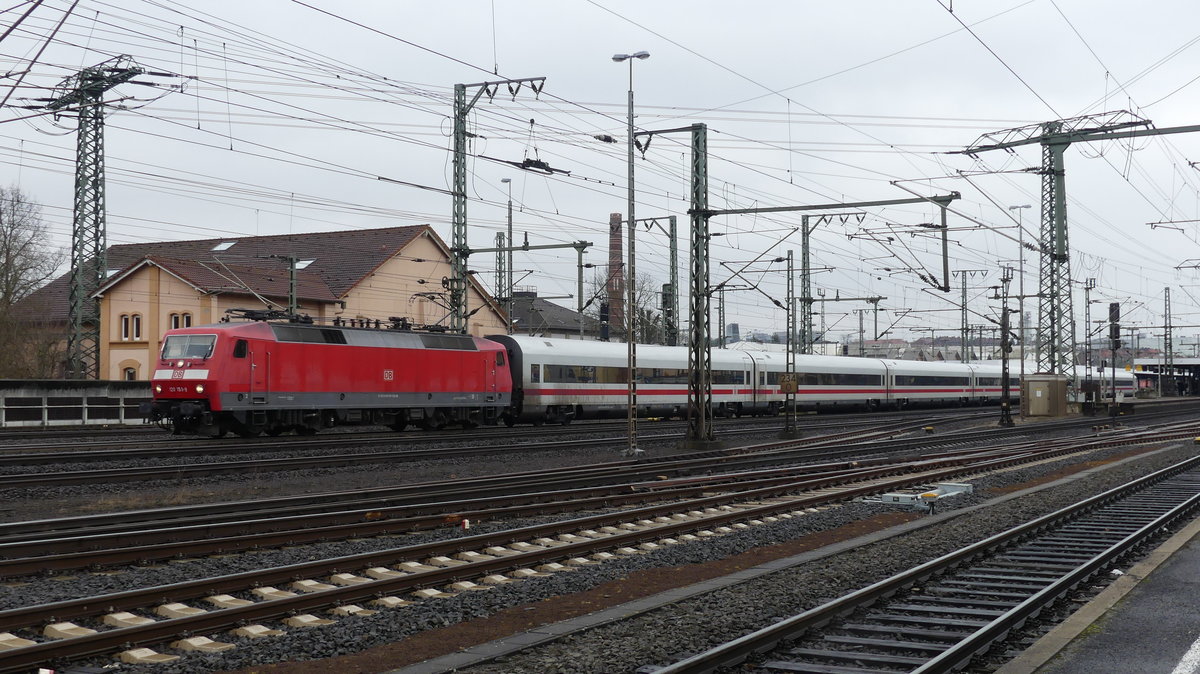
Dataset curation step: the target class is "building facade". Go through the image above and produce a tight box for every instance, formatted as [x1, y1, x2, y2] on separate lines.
[22, 226, 508, 380]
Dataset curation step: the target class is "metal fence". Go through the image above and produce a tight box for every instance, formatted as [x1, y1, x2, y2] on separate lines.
[0, 381, 151, 428]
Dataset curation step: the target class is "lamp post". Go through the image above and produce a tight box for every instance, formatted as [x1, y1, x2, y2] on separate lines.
[502, 178, 513, 324]
[613, 50, 648, 457]
[1009, 204, 1031, 380]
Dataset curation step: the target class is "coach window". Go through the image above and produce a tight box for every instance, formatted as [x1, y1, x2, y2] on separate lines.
[120, 314, 131, 341]
[530, 364, 540, 383]
[123, 367, 137, 380]
[233, 339, 248, 358]
[712, 370, 744, 385]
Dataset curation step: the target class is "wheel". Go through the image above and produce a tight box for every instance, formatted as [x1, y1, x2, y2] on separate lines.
[419, 411, 448, 431]
[388, 421, 408, 432]
[532, 417, 544, 427]
[235, 428, 261, 438]
[265, 427, 285, 436]
[502, 415, 516, 428]
[296, 426, 318, 436]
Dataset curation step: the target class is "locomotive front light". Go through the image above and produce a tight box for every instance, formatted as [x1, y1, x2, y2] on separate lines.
[155, 384, 162, 393]
[176, 360, 185, 368]
[195, 384, 205, 394]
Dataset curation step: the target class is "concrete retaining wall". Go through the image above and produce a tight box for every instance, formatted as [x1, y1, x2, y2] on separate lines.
[0, 380, 152, 428]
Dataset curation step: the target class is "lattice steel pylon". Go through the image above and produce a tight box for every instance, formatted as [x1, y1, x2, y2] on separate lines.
[1036, 122, 1076, 378]
[1164, 287, 1175, 396]
[449, 77, 544, 333]
[686, 124, 713, 445]
[45, 56, 143, 379]
[955, 111, 1173, 382]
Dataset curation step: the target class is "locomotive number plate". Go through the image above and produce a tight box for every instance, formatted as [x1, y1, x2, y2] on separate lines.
[383, 370, 394, 381]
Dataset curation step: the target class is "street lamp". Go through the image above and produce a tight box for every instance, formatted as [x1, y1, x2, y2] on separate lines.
[613, 50, 648, 457]
[502, 178, 513, 326]
[1009, 204, 1032, 381]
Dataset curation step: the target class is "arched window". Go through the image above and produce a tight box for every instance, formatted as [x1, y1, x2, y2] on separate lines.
[131, 314, 143, 341]
[182, 313, 192, 327]
[120, 314, 131, 340]
[123, 367, 137, 380]
[170, 313, 180, 330]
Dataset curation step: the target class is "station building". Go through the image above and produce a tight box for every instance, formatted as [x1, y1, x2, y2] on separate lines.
[17, 226, 508, 381]
[1133, 358, 1200, 397]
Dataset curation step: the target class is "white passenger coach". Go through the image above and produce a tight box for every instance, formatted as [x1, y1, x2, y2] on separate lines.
[492, 335, 1020, 424]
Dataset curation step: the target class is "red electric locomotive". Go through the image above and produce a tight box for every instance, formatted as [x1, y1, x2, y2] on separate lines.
[143, 318, 512, 437]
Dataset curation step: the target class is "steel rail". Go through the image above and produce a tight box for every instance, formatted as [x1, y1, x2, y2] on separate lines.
[0, 413, 1111, 550]
[0, 416, 951, 542]
[1, 433, 1193, 672]
[653, 454, 1200, 673]
[0, 450, 1070, 673]
[2, 416, 1190, 549]
[0, 410, 945, 459]
[0, 462, 884, 574]
[5, 434, 1103, 574]
[0, 404, 1175, 488]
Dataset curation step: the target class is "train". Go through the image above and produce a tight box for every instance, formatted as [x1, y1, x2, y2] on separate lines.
[142, 319, 1130, 437]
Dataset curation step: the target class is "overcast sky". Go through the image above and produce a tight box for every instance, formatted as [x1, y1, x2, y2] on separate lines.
[4, 0, 1200, 347]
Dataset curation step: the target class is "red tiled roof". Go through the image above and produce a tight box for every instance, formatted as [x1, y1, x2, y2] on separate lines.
[18, 225, 427, 322]
[137, 256, 339, 303]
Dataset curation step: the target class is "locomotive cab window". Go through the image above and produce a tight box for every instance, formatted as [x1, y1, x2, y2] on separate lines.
[162, 334, 217, 360]
[496, 352, 506, 367]
[233, 339, 248, 358]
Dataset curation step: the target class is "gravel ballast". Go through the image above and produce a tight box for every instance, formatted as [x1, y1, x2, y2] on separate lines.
[22, 440, 1189, 674]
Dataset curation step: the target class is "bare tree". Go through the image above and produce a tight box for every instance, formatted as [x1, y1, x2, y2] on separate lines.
[0, 186, 64, 378]
[583, 268, 665, 344]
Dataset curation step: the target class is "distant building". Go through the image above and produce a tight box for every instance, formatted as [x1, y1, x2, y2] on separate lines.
[508, 289, 600, 339]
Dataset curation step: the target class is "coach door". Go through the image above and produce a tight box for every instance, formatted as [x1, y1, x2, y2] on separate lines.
[882, 361, 895, 404]
[745, 353, 760, 408]
[248, 341, 270, 404]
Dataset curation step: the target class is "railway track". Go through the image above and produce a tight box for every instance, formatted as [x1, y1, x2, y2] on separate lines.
[0, 407, 989, 458]
[0, 402, 1183, 490]
[0, 432, 1113, 576]
[0, 416, 985, 570]
[0, 424, 1194, 672]
[653, 454, 1200, 674]
[0, 413, 978, 488]
[2, 415, 1193, 561]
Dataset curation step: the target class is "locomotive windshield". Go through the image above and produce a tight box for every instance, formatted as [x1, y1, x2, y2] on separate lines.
[162, 334, 216, 359]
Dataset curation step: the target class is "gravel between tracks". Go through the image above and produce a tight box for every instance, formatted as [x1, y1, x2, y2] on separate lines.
[0, 415, 933, 523]
[22, 439, 1189, 674]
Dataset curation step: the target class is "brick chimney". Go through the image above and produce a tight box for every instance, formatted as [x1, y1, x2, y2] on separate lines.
[608, 212, 624, 336]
